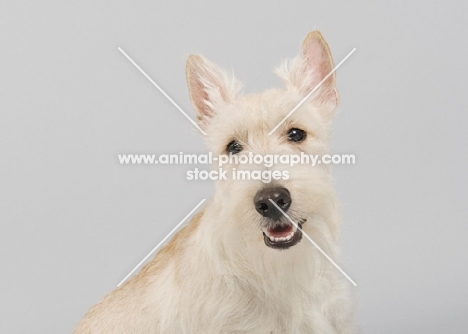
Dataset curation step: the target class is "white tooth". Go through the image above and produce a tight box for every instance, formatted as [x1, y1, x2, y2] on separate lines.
[269, 236, 275, 241]
[263, 228, 273, 238]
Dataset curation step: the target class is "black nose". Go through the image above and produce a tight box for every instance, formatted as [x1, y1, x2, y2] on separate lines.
[254, 187, 291, 219]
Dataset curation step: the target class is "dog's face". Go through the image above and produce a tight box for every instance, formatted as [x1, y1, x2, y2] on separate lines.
[186, 32, 338, 251]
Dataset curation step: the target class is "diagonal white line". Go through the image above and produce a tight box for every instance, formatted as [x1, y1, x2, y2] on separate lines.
[268, 48, 356, 136]
[117, 199, 206, 287]
[268, 199, 357, 286]
[118, 47, 207, 136]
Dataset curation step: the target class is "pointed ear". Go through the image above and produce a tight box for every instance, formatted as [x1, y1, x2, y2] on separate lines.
[186, 55, 241, 130]
[277, 31, 338, 104]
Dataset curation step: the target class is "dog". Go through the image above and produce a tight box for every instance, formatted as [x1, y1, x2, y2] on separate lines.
[74, 31, 357, 333]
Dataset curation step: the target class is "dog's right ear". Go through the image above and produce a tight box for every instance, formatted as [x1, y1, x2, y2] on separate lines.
[186, 55, 241, 131]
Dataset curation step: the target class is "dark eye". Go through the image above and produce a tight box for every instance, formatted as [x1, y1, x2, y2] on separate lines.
[227, 140, 242, 154]
[287, 128, 307, 142]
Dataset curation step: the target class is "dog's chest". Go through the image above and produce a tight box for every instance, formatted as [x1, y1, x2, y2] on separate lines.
[192, 277, 330, 333]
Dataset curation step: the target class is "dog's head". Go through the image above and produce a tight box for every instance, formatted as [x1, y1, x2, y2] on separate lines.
[186, 31, 339, 251]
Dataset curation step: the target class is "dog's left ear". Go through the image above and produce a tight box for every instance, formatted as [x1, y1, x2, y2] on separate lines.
[277, 31, 338, 107]
[186, 55, 241, 131]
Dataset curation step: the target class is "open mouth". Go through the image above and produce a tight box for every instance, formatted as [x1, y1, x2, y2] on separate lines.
[262, 220, 304, 249]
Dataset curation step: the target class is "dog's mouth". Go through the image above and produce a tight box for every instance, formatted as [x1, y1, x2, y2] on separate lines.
[262, 220, 305, 249]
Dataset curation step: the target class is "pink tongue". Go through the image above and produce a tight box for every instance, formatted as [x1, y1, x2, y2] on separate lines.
[267, 225, 293, 238]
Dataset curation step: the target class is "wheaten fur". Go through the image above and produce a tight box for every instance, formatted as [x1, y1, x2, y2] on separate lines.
[74, 31, 358, 333]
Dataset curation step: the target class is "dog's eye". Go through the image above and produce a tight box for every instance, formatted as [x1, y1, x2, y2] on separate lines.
[287, 128, 306, 142]
[227, 140, 242, 154]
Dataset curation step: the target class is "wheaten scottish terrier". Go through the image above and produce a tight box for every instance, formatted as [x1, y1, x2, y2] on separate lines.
[75, 31, 357, 333]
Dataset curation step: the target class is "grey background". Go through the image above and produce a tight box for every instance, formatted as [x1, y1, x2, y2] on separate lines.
[1, 1, 467, 333]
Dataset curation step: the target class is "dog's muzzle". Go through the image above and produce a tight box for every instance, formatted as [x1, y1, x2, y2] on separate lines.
[254, 187, 304, 249]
